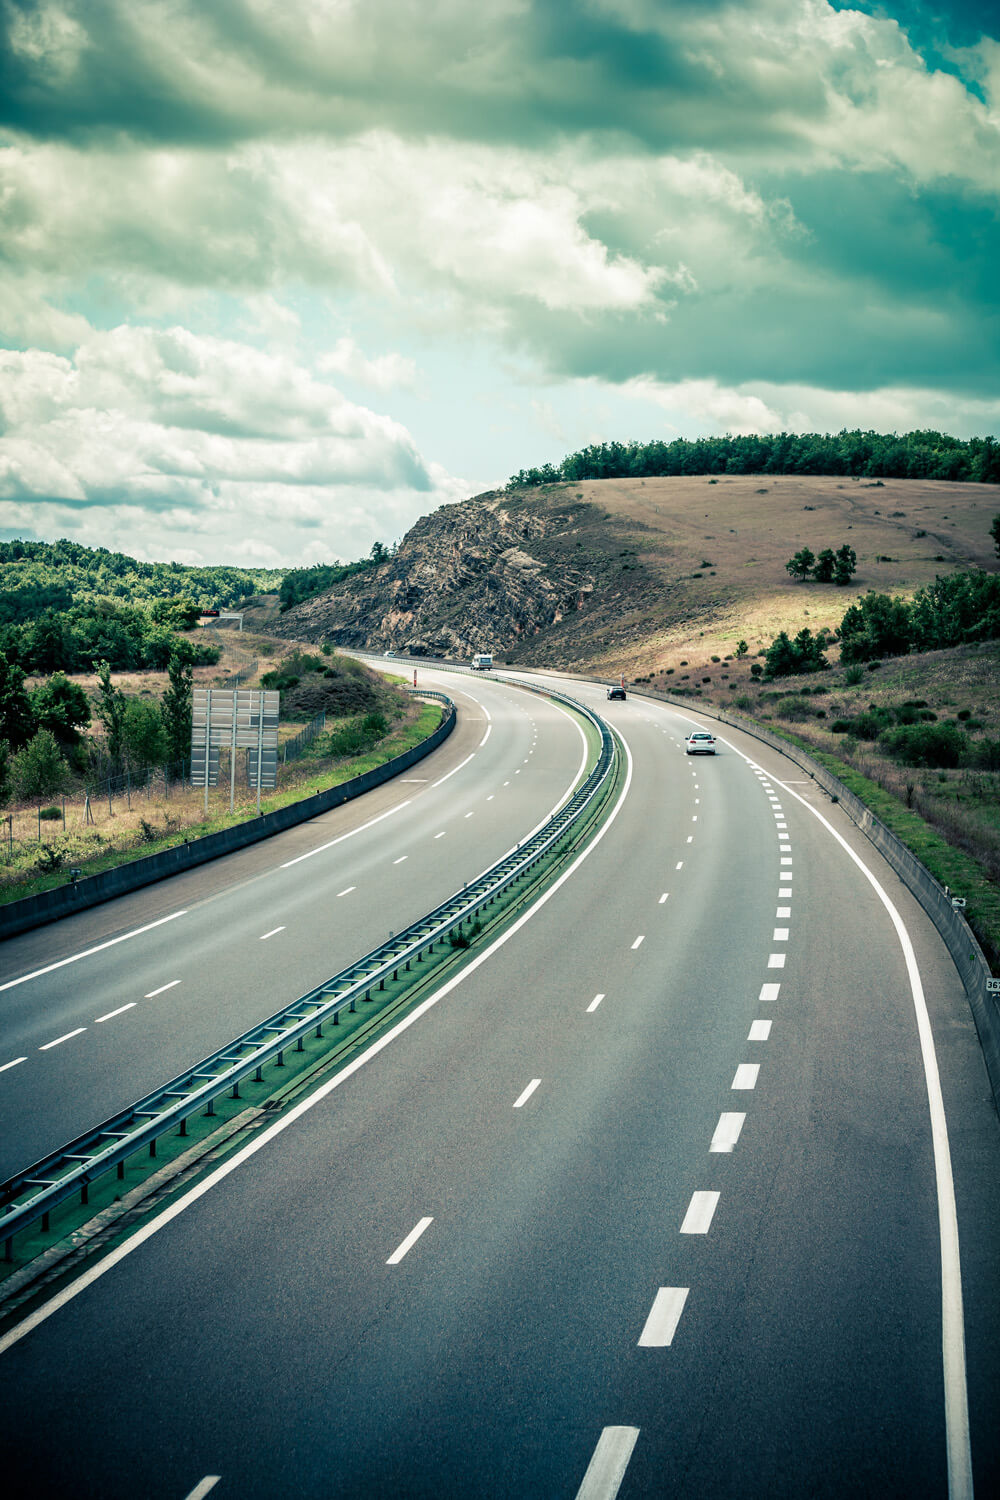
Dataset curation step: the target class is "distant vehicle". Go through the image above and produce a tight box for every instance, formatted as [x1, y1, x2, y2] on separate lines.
[472, 653, 493, 671]
[685, 730, 716, 754]
[606, 685, 627, 701]
[383, 649, 396, 658]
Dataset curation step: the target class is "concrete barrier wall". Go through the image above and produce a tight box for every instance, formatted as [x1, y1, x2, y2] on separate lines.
[0, 702, 455, 942]
[635, 687, 1000, 1106]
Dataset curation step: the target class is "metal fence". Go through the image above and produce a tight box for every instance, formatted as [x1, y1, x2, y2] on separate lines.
[0, 688, 615, 1258]
[282, 712, 326, 763]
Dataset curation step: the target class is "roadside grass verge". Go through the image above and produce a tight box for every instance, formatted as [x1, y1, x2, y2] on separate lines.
[0, 703, 441, 907]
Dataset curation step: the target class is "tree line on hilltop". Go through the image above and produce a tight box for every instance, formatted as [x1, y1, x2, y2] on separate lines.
[507, 430, 1000, 488]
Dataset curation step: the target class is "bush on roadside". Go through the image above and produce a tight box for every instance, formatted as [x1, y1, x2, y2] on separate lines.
[881, 723, 968, 769]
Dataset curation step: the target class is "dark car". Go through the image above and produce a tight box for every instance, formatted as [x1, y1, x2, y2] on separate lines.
[607, 685, 627, 700]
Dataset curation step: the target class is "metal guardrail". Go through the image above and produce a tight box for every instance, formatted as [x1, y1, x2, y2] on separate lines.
[1, 689, 615, 1258]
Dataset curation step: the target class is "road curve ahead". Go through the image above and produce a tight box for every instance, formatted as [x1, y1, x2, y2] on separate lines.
[0, 670, 997, 1499]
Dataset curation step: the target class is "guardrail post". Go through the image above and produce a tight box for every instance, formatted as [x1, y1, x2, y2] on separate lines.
[117, 1161, 125, 1179]
[254, 1065, 263, 1082]
[149, 1138, 157, 1157]
[4, 1235, 11, 1263]
[276, 1049, 284, 1066]
[231, 1081, 240, 1099]
[206, 1098, 215, 1117]
[42, 1211, 49, 1233]
[80, 1182, 88, 1207]
[179, 1117, 187, 1137]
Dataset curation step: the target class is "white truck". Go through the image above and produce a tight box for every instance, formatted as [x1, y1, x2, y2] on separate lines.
[471, 652, 493, 671]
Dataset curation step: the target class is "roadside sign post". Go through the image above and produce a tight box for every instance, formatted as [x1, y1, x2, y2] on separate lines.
[190, 689, 279, 815]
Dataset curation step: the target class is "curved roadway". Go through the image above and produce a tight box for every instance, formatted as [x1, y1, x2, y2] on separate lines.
[0, 668, 997, 1499]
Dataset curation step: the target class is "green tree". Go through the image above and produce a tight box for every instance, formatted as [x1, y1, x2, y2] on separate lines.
[990, 513, 1000, 559]
[833, 544, 858, 586]
[10, 728, 70, 802]
[763, 627, 828, 678]
[149, 596, 201, 630]
[120, 700, 167, 772]
[838, 593, 912, 663]
[94, 659, 127, 764]
[0, 651, 36, 749]
[29, 672, 91, 748]
[785, 547, 815, 581]
[161, 651, 193, 761]
[734, 639, 748, 658]
[812, 548, 836, 583]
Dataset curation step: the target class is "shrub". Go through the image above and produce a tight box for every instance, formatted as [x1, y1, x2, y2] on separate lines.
[39, 804, 62, 820]
[776, 696, 812, 721]
[881, 723, 968, 768]
[843, 665, 865, 686]
[10, 729, 71, 801]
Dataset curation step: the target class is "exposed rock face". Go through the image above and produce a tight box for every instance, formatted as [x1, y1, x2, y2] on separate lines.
[271, 491, 596, 659]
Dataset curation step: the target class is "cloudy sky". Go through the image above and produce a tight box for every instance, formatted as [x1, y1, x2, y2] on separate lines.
[0, 0, 998, 567]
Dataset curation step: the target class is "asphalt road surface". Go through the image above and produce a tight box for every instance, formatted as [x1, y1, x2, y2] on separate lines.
[0, 670, 997, 1499]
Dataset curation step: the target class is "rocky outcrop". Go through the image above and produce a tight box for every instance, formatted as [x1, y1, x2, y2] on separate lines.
[270, 491, 596, 659]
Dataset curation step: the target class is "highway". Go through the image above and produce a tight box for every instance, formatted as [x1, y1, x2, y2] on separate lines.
[0, 670, 997, 1498]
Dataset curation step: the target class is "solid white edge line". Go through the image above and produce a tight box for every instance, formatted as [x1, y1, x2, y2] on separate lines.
[0, 909, 189, 995]
[513, 1078, 541, 1108]
[431, 753, 475, 788]
[0, 727, 635, 1359]
[479, 723, 492, 747]
[719, 731, 974, 1499]
[574, 1426, 640, 1500]
[280, 798, 413, 867]
[386, 1216, 433, 1265]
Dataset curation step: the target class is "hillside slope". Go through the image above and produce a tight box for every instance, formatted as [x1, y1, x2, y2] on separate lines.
[272, 475, 998, 673]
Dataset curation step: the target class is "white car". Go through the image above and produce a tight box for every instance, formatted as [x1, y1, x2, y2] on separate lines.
[685, 730, 716, 754]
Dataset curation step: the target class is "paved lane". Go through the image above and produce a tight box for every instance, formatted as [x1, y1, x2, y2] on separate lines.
[0, 684, 996, 1499]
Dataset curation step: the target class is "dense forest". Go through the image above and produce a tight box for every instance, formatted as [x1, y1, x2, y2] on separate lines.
[508, 430, 1000, 488]
[0, 538, 283, 610]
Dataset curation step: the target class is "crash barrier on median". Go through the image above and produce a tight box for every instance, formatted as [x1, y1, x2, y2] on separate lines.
[633, 686, 1000, 1109]
[0, 693, 456, 941]
[0, 689, 616, 1262]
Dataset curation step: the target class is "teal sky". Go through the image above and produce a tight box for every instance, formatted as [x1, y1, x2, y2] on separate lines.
[0, 0, 997, 566]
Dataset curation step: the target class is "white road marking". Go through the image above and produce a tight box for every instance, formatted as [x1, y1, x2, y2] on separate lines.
[0, 732, 637, 1360]
[337, 886, 357, 896]
[465, 811, 474, 818]
[40, 1029, 86, 1051]
[183, 1479, 220, 1500]
[487, 794, 494, 801]
[0, 1057, 27, 1074]
[779, 886, 792, 897]
[631, 935, 645, 950]
[692, 814, 698, 822]
[780, 856, 793, 866]
[0, 909, 188, 995]
[780, 844, 792, 852]
[259, 927, 285, 940]
[777, 822, 788, 829]
[732, 1063, 760, 1089]
[281, 799, 412, 867]
[145, 980, 181, 998]
[95, 1003, 136, 1023]
[574, 1426, 640, 1500]
[479, 724, 492, 747]
[638, 1287, 689, 1346]
[432, 752, 476, 788]
[675, 861, 684, 870]
[748, 1020, 772, 1041]
[710, 1113, 746, 1152]
[686, 835, 693, 843]
[386, 1217, 434, 1265]
[503, 780, 510, 786]
[776, 906, 791, 918]
[681, 1191, 720, 1234]
[768, 953, 786, 968]
[393, 856, 408, 864]
[773, 927, 789, 941]
[759, 983, 780, 1001]
[513, 1078, 541, 1108]
[587, 993, 605, 1012]
[659, 893, 668, 904]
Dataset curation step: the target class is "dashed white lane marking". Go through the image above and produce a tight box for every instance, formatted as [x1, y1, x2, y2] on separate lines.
[779, 886, 793, 898]
[710, 1113, 746, 1153]
[393, 856, 407, 864]
[40, 1028, 85, 1051]
[96, 1003, 136, 1023]
[434, 832, 445, 840]
[259, 927, 285, 940]
[631, 935, 645, 950]
[680, 1191, 720, 1234]
[513, 1078, 541, 1108]
[776, 906, 791, 918]
[574, 1426, 640, 1500]
[0, 909, 188, 996]
[686, 835, 693, 843]
[780, 856, 793, 866]
[587, 993, 605, 1013]
[465, 811, 475, 818]
[748, 1020, 772, 1041]
[773, 927, 789, 941]
[0, 1057, 27, 1074]
[487, 794, 495, 801]
[503, 780, 510, 786]
[732, 1063, 760, 1090]
[691, 814, 698, 822]
[337, 886, 357, 896]
[676, 861, 684, 870]
[281, 799, 412, 867]
[145, 979, 181, 998]
[386, 1217, 434, 1265]
[638, 1287, 689, 1346]
[759, 983, 781, 1002]
[659, 893, 668, 904]
[779, 844, 792, 853]
[768, 953, 786, 968]
[183, 1476, 220, 1500]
